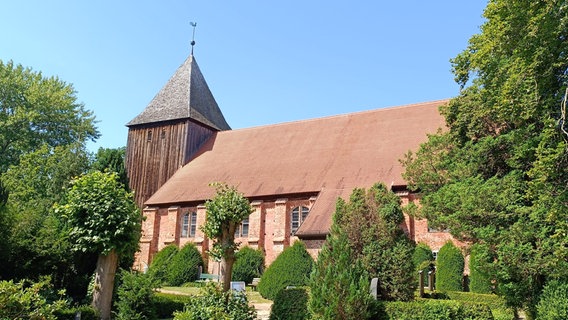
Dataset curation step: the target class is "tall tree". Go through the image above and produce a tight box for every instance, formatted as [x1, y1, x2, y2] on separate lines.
[202, 183, 253, 292]
[0, 60, 99, 173]
[403, 0, 568, 315]
[91, 147, 129, 189]
[56, 171, 141, 320]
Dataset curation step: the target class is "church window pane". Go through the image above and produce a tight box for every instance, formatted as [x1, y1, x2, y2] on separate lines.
[189, 212, 197, 237]
[235, 216, 249, 238]
[291, 206, 310, 235]
[181, 212, 189, 238]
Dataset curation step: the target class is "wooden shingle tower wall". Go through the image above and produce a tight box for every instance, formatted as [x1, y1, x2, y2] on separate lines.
[126, 55, 230, 207]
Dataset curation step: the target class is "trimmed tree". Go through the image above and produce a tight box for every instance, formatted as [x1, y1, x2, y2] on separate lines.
[469, 243, 493, 294]
[147, 244, 179, 285]
[258, 241, 314, 300]
[201, 183, 253, 292]
[167, 243, 203, 286]
[56, 171, 141, 320]
[413, 242, 435, 274]
[308, 198, 372, 319]
[232, 246, 264, 284]
[436, 241, 464, 292]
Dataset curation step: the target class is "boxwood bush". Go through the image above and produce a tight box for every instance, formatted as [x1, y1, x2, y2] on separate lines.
[167, 243, 204, 286]
[379, 300, 494, 320]
[469, 243, 493, 294]
[269, 287, 309, 320]
[436, 241, 464, 292]
[114, 270, 156, 320]
[536, 279, 568, 320]
[258, 241, 314, 300]
[232, 246, 264, 284]
[147, 244, 178, 285]
[153, 293, 193, 319]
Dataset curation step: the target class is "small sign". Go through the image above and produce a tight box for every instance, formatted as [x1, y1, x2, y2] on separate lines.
[230, 281, 246, 292]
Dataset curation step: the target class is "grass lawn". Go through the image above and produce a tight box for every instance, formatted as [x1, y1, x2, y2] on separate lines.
[159, 284, 272, 304]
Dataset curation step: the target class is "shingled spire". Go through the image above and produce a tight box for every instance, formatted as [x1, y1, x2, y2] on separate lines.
[127, 55, 231, 130]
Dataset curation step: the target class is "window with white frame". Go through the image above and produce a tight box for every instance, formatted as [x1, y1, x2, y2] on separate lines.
[291, 206, 309, 235]
[181, 212, 197, 238]
[235, 216, 249, 238]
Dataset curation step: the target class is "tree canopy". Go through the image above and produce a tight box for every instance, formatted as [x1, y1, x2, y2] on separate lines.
[403, 0, 568, 314]
[0, 60, 99, 173]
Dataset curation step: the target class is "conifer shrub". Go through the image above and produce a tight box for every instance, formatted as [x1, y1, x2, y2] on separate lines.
[269, 287, 309, 320]
[469, 243, 493, 294]
[436, 241, 464, 292]
[232, 246, 264, 284]
[536, 279, 568, 320]
[153, 293, 193, 319]
[258, 241, 314, 300]
[114, 270, 156, 320]
[167, 243, 204, 286]
[147, 244, 178, 285]
[413, 242, 434, 274]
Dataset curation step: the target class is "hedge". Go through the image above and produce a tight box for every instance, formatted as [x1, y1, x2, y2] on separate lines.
[536, 279, 568, 320]
[147, 244, 179, 285]
[379, 300, 494, 320]
[167, 243, 204, 286]
[269, 287, 309, 320]
[469, 243, 493, 294]
[233, 246, 264, 284]
[153, 293, 193, 319]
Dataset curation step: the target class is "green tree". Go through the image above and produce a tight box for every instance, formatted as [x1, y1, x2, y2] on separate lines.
[308, 199, 372, 320]
[201, 183, 253, 292]
[147, 244, 179, 285]
[166, 243, 203, 286]
[0, 60, 99, 173]
[56, 171, 141, 320]
[232, 246, 264, 284]
[469, 243, 494, 294]
[91, 147, 129, 189]
[338, 183, 416, 301]
[436, 241, 464, 292]
[402, 0, 568, 313]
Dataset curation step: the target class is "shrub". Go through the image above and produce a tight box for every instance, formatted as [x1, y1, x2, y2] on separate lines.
[258, 241, 314, 300]
[167, 243, 204, 286]
[173, 282, 256, 320]
[152, 293, 193, 319]
[413, 242, 434, 274]
[114, 270, 156, 320]
[54, 305, 98, 320]
[379, 300, 494, 320]
[0, 278, 67, 320]
[536, 279, 568, 320]
[269, 287, 309, 320]
[469, 243, 493, 294]
[147, 244, 178, 285]
[232, 246, 264, 284]
[436, 241, 464, 292]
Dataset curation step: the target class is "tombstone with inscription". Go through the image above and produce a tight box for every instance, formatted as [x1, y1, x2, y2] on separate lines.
[369, 277, 379, 300]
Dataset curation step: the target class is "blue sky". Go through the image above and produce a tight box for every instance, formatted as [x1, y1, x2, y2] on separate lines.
[1, 1, 487, 151]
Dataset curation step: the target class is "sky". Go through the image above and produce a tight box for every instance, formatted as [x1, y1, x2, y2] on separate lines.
[1, 1, 488, 152]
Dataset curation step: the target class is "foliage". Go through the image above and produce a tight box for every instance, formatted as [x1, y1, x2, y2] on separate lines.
[535, 279, 568, 320]
[436, 242, 464, 292]
[402, 0, 568, 312]
[0, 60, 99, 173]
[153, 293, 193, 319]
[270, 287, 309, 320]
[232, 246, 264, 284]
[202, 182, 253, 291]
[166, 242, 204, 286]
[469, 243, 494, 294]
[172, 282, 256, 320]
[0, 277, 68, 320]
[114, 270, 157, 320]
[379, 300, 494, 320]
[308, 204, 372, 320]
[337, 183, 416, 301]
[56, 171, 141, 257]
[53, 305, 98, 320]
[413, 242, 435, 276]
[258, 241, 314, 300]
[91, 147, 129, 189]
[147, 244, 178, 285]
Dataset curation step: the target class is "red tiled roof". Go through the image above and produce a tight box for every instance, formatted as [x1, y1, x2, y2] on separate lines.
[145, 100, 447, 236]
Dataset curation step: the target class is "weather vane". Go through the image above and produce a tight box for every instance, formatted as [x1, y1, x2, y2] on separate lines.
[190, 22, 197, 55]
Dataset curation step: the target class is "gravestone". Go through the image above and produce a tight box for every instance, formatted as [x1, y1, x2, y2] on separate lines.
[369, 278, 379, 300]
[230, 281, 246, 292]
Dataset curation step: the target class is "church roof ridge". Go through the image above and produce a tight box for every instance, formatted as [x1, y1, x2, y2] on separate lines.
[126, 55, 231, 130]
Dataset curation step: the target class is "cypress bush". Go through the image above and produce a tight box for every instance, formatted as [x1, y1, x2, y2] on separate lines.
[167, 243, 204, 286]
[114, 270, 156, 320]
[147, 244, 178, 285]
[413, 242, 434, 274]
[469, 243, 493, 294]
[536, 279, 568, 320]
[232, 246, 264, 284]
[269, 287, 309, 320]
[436, 241, 464, 292]
[258, 241, 314, 300]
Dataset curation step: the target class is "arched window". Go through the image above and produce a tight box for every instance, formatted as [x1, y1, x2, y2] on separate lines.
[181, 212, 197, 238]
[291, 206, 309, 235]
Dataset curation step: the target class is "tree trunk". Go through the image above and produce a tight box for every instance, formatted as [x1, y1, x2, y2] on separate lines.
[92, 249, 119, 320]
[221, 254, 235, 292]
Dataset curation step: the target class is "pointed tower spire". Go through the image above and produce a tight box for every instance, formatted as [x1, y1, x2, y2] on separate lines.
[190, 22, 197, 56]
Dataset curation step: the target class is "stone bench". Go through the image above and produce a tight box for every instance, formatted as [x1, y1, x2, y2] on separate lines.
[248, 277, 261, 291]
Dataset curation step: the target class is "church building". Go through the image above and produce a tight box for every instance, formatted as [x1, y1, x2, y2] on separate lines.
[126, 54, 459, 273]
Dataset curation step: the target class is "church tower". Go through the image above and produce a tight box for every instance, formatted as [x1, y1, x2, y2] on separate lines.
[126, 55, 231, 207]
